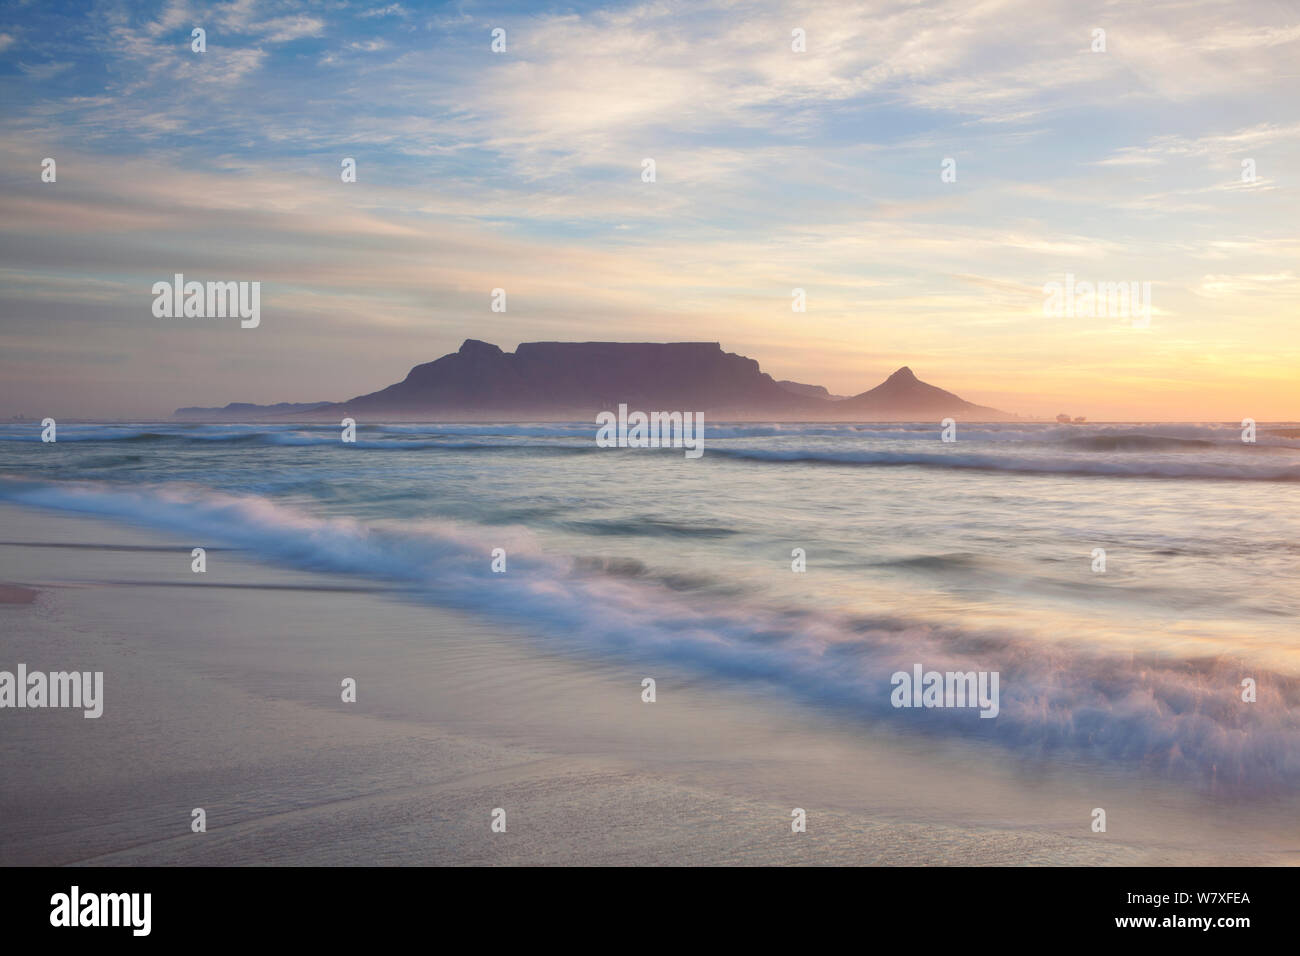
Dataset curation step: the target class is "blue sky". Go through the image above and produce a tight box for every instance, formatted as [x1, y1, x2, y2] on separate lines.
[1, 0, 1298, 418]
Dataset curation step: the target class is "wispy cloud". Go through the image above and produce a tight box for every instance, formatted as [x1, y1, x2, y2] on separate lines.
[0, 0, 1297, 418]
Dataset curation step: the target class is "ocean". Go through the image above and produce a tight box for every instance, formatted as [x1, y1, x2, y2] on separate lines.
[3, 419, 1299, 797]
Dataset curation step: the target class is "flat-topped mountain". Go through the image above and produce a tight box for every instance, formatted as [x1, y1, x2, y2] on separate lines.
[338, 339, 821, 418]
[173, 339, 1011, 422]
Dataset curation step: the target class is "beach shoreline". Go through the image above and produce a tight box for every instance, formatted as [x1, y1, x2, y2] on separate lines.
[2, 502, 1295, 865]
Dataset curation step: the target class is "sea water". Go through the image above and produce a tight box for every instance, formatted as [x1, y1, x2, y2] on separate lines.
[2, 420, 1298, 791]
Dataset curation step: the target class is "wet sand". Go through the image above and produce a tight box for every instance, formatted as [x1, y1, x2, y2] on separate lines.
[0, 584, 36, 604]
[1, 503, 1295, 866]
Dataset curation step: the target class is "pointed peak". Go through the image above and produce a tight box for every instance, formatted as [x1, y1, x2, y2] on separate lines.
[887, 366, 917, 381]
[458, 339, 503, 355]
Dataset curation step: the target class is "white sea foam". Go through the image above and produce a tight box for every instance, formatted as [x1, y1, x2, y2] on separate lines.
[1, 475, 1296, 788]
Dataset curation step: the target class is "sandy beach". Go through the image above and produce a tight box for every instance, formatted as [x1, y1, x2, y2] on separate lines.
[2, 501, 1294, 866]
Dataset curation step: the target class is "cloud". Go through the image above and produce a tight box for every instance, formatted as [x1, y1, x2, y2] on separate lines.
[358, 3, 408, 18]
[253, 15, 325, 43]
[1193, 271, 1300, 299]
[1, 0, 1298, 417]
[17, 61, 73, 80]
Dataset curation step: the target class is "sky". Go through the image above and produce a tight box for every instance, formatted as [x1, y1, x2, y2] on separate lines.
[0, 0, 1297, 420]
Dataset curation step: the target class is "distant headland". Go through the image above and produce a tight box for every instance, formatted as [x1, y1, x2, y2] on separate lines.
[174, 339, 1013, 423]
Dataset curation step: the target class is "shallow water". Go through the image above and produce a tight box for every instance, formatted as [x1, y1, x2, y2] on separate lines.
[3, 420, 1298, 793]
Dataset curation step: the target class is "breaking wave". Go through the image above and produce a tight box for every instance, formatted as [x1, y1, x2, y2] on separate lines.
[1, 475, 1296, 790]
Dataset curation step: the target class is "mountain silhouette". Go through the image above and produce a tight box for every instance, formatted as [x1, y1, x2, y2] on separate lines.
[837, 366, 1007, 419]
[776, 380, 847, 401]
[174, 340, 1010, 422]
